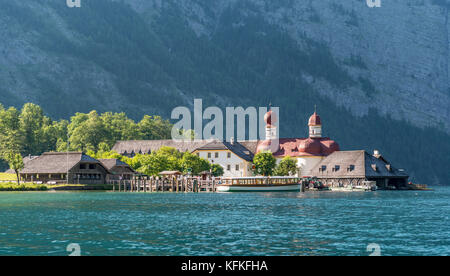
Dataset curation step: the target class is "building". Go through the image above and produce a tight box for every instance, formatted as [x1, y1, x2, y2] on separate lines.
[256, 109, 340, 176]
[19, 152, 110, 184]
[309, 150, 409, 189]
[112, 109, 340, 177]
[193, 139, 255, 177]
[99, 159, 135, 181]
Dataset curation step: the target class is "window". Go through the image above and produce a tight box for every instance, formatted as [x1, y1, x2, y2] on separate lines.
[227, 152, 231, 158]
[227, 165, 231, 171]
[348, 165, 355, 171]
[80, 164, 86, 170]
[89, 164, 96, 170]
[215, 152, 219, 158]
[319, 165, 326, 172]
[332, 165, 340, 172]
[235, 164, 239, 171]
[207, 152, 211, 158]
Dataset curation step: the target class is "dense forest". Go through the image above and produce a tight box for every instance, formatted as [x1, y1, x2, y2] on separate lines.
[0, 103, 172, 169]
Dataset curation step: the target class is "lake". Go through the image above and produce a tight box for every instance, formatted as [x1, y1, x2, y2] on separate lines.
[0, 187, 449, 256]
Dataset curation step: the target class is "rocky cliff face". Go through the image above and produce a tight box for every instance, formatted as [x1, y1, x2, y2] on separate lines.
[124, 0, 450, 131]
[0, 0, 449, 184]
[1, 0, 449, 130]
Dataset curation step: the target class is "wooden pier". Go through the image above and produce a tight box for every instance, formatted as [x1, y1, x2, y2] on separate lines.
[109, 175, 218, 193]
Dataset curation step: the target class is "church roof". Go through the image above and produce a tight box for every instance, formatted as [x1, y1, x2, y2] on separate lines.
[256, 138, 339, 157]
[112, 140, 211, 155]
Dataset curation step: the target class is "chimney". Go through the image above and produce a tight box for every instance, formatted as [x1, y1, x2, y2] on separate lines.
[230, 137, 235, 145]
[373, 150, 381, 158]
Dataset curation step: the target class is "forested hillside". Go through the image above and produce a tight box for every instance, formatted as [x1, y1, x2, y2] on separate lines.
[0, 0, 449, 184]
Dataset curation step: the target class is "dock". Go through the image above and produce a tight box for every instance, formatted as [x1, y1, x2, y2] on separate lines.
[110, 176, 217, 193]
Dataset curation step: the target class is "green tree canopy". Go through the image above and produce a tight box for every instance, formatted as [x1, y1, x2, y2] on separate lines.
[4, 152, 24, 185]
[274, 156, 298, 176]
[211, 164, 224, 177]
[253, 151, 277, 176]
[179, 152, 210, 175]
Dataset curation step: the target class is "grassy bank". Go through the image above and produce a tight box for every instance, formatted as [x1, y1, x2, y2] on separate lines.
[0, 182, 48, 191]
[0, 173, 19, 181]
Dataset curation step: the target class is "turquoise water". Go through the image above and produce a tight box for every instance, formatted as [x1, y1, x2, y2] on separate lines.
[0, 187, 449, 256]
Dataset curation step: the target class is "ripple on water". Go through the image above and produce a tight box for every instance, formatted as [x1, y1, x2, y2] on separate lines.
[0, 188, 449, 255]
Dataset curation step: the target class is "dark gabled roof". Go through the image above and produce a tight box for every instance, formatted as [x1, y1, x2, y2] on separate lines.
[99, 159, 134, 171]
[112, 140, 211, 155]
[310, 150, 409, 179]
[236, 140, 259, 155]
[20, 152, 107, 174]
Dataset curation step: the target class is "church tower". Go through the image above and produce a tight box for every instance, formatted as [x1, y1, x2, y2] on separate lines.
[308, 109, 322, 138]
[264, 109, 277, 140]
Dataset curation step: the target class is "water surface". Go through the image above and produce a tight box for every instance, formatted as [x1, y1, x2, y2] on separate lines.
[0, 187, 449, 256]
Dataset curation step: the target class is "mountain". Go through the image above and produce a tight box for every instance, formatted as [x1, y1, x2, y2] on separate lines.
[0, 0, 449, 185]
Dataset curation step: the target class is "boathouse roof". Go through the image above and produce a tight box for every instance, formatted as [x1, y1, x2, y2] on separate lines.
[20, 152, 109, 174]
[309, 150, 409, 179]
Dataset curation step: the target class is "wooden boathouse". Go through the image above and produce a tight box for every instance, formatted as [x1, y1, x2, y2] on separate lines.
[309, 150, 409, 189]
[19, 152, 110, 185]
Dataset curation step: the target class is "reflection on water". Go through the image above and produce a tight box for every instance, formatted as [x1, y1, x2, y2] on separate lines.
[0, 188, 449, 256]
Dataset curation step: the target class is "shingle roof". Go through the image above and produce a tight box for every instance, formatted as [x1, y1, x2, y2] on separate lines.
[310, 150, 409, 178]
[20, 152, 105, 174]
[112, 140, 211, 155]
[5, 155, 39, 173]
[113, 139, 258, 162]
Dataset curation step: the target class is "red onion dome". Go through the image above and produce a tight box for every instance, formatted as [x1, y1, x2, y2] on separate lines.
[264, 110, 277, 128]
[308, 112, 321, 126]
